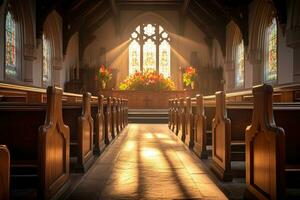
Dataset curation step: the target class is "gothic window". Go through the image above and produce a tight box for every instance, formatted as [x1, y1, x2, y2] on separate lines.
[129, 24, 171, 77]
[265, 18, 277, 82]
[5, 11, 17, 77]
[42, 34, 51, 86]
[235, 40, 244, 87]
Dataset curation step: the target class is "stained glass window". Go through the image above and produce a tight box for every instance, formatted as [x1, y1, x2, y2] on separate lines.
[265, 18, 277, 82]
[129, 40, 140, 74]
[235, 40, 244, 87]
[128, 24, 171, 77]
[159, 40, 170, 77]
[143, 39, 156, 71]
[42, 34, 51, 86]
[5, 11, 17, 77]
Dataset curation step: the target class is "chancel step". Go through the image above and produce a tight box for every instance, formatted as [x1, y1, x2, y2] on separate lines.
[128, 109, 168, 123]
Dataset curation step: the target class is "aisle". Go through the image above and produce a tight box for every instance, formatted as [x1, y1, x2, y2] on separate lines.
[67, 124, 227, 200]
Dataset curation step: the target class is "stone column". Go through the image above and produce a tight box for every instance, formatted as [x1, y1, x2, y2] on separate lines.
[23, 44, 35, 84]
[248, 49, 263, 85]
[52, 57, 63, 86]
[224, 60, 235, 90]
[286, 0, 300, 82]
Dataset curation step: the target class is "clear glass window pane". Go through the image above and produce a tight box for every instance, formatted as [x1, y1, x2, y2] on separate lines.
[129, 40, 140, 74]
[159, 40, 171, 77]
[143, 39, 156, 71]
[144, 24, 155, 36]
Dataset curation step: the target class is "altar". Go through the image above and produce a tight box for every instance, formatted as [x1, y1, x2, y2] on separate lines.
[99, 90, 200, 109]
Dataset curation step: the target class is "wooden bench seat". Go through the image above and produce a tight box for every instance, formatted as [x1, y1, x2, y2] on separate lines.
[245, 84, 300, 199]
[0, 86, 70, 200]
[91, 95, 105, 155]
[62, 92, 95, 173]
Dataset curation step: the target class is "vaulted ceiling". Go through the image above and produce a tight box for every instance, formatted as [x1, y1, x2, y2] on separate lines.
[36, 0, 287, 56]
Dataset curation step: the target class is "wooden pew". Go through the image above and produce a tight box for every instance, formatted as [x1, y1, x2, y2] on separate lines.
[168, 99, 173, 129]
[210, 91, 232, 181]
[0, 86, 70, 200]
[191, 94, 208, 159]
[124, 99, 128, 126]
[171, 99, 177, 132]
[104, 97, 112, 144]
[184, 97, 193, 147]
[116, 98, 121, 134]
[0, 145, 10, 200]
[245, 84, 300, 199]
[122, 99, 127, 128]
[111, 97, 117, 139]
[118, 99, 123, 131]
[92, 95, 105, 155]
[63, 92, 94, 172]
[177, 98, 186, 142]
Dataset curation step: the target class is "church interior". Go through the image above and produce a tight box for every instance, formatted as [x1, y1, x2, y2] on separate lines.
[0, 0, 300, 199]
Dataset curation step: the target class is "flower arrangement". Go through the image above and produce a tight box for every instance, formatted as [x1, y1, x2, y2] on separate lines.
[96, 64, 112, 89]
[119, 70, 175, 91]
[183, 66, 197, 88]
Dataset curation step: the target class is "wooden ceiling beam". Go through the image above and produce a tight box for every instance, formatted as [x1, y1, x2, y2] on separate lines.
[181, 0, 190, 15]
[110, 0, 119, 16]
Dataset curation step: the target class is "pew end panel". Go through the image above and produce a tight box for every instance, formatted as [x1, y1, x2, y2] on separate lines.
[168, 99, 172, 129]
[76, 92, 95, 172]
[274, 107, 300, 189]
[0, 145, 10, 200]
[39, 86, 71, 200]
[104, 97, 112, 144]
[93, 95, 105, 155]
[177, 98, 186, 142]
[211, 91, 233, 182]
[184, 97, 193, 147]
[192, 94, 208, 159]
[245, 84, 286, 200]
[172, 99, 178, 132]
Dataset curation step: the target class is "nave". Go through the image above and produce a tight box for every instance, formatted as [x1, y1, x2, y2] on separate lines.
[66, 124, 228, 200]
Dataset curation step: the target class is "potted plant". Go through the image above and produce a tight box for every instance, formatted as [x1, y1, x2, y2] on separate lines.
[183, 66, 197, 89]
[96, 64, 112, 89]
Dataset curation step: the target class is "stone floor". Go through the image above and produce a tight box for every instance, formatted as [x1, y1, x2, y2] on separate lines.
[66, 124, 228, 200]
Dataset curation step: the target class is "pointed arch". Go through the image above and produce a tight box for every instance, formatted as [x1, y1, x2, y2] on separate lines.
[43, 10, 63, 86]
[225, 21, 244, 89]
[248, 0, 278, 83]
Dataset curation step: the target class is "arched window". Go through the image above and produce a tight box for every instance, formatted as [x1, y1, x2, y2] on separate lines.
[5, 11, 17, 78]
[42, 34, 51, 86]
[129, 24, 171, 77]
[235, 40, 244, 87]
[265, 18, 277, 82]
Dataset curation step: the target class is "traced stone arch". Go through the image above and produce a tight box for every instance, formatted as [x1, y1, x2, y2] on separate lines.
[225, 21, 243, 90]
[122, 12, 176, 82]
[211, 39, 224, 69]
[248, 0, 277, 84]
[123, 11, 176, 40]
[43, 10, 63, 86]
[1, 0, 35, 83]
[18, 0, 36, 83]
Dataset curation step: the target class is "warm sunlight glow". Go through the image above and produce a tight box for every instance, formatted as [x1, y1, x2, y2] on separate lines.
[129, 24, 171, 76]
[141, 148, 159, 158]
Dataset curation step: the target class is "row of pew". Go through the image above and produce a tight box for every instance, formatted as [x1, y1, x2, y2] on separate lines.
[0, 83, 128, 200]
[168, 84, 300, 199]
